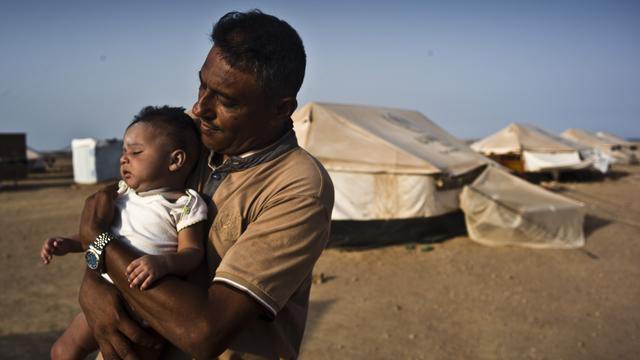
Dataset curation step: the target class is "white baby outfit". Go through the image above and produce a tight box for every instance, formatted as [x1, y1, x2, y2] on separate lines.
[102, 181, 208, 282]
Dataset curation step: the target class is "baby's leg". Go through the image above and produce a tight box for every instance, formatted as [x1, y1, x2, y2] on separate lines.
[51, 312, 98, 360]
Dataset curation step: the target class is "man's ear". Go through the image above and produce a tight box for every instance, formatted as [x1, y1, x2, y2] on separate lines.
[275, 97, 298, 119]
[169, 150, 187, 172]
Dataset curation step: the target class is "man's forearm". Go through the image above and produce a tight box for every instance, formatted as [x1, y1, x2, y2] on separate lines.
[105, 241, 209, 318]
[103, 241, 223, 356]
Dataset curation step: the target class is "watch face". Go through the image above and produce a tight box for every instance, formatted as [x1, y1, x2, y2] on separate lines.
[85, 251, 99, 270]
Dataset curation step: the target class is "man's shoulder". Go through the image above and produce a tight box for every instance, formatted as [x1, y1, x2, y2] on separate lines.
[262, 147, 333, 200]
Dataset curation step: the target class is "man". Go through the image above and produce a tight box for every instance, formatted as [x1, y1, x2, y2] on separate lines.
[78, 10, 334, 359]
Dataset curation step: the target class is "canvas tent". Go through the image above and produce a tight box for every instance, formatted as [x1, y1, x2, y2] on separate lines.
[597, 131, 637, 148]
[561, 128, 629, 166]
[596, 131, 638, 164]
[291, 102, 491, 220]
[460, 166, 585, 249]
[471, 123, 592, 173]
[72, 138, 122, 184]
[26, 147, 48, 172]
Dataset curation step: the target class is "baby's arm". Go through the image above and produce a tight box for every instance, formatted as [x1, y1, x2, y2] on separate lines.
[40, 234, 84, 264]
[126, 222, 205, 290]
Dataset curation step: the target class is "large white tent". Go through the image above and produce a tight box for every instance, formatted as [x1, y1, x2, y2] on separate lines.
[471, 123, 592, 173]
[292, 102, 491, 220]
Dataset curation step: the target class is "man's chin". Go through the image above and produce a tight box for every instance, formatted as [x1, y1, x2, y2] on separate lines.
[201, 138, 229, 154]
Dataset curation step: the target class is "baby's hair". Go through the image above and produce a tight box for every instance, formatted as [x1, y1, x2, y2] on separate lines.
[128, 106, 201, 171]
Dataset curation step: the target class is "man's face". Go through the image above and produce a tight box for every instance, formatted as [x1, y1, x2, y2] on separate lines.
[192, 47, 280, 155]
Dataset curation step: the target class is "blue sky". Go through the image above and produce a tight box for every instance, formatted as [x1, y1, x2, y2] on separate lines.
[1, 0, 638, 150]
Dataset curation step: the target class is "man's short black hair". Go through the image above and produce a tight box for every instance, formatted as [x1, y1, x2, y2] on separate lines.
[128, 106, 200, 167]
[211, 9, 306, 98]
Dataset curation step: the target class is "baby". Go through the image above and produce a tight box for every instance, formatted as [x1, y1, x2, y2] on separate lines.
[40, 106, 208, 360]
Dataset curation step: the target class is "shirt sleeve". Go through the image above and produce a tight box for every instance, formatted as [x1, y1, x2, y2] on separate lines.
[213, 194, 332, 318]
[175, 189, 209, 232]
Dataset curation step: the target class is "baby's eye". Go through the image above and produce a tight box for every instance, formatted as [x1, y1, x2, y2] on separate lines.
[131, 151, 142, 155]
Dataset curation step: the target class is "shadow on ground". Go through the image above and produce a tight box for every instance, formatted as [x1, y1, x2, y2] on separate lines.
[584, 214, 612, 237]
[329, 211, 466, 249]
[304, 299, 337, 340]
[0, 180, 74, 192]
[522, 169, 631, 184]
[0, 331, 100, 359]
[0, 171, 74, 192]
[0, 331, 61, 359]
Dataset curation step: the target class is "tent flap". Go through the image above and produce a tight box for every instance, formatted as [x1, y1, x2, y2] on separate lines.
[522, 151, 590, 172]
[460, 167, 585, 249]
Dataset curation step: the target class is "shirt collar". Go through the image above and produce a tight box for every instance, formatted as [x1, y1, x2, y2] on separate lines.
[206, 128, 298, 173]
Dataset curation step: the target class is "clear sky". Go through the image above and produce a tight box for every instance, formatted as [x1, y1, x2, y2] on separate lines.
[1, 0, 638, 150]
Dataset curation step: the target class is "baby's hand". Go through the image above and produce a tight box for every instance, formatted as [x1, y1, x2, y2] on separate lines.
[126, 255, 168, 290]
[40, 237, 78, 264]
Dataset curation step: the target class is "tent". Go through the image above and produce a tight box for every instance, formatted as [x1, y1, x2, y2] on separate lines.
[596, 131, 638, 164]
[26, 147, 48, 172]
[561, 128, 629, 166]
[597, 131, 637, 148]
[291, 102, 491, 220]
[72, 138, 122, 184]
[471, 123, 592, 174]
[460, 166, 585, 249]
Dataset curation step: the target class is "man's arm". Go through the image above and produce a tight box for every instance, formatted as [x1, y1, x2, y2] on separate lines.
[79, 268, 163, 360]
[79, 186, 263, 359]
[103, 241, 263, 359]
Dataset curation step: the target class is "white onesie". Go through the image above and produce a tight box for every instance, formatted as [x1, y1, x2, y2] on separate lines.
[102, 181, 208, 282]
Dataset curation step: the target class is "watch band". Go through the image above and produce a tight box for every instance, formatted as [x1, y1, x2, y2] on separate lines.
[94, 231, 117, 251]
[86, 231, 117, 273]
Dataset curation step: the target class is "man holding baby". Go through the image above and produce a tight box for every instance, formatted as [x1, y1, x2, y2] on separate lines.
[78, 9, 334, 360]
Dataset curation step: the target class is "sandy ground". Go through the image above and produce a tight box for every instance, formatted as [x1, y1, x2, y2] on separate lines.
[1, 165, 639, 359]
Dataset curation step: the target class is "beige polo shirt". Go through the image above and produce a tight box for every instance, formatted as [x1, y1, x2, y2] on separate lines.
[180, 129, 334, 359]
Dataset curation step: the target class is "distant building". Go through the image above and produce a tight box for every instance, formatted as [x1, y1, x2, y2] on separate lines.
[0, 133, 28, 181]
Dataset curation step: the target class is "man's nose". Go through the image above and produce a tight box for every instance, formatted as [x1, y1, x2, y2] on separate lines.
[192, 93, 216, 120]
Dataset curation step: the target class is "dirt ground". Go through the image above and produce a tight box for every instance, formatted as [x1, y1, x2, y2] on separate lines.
[1, 165, 639, 359]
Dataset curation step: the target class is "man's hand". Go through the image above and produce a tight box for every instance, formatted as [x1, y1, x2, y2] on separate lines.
[126, 255, 169, 290]
[79, 270, 162, 359]
[40, 236, 81, 264]
[79, 183, 119, 249]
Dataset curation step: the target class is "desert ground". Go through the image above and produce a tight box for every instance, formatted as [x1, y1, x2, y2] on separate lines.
[1, 163, 639, 359]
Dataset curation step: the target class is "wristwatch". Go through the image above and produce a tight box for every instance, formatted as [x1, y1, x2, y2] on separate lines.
[85, 232, 117, 273]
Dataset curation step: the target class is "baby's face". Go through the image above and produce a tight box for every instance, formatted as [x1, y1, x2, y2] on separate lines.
[120, 122, 173, 192]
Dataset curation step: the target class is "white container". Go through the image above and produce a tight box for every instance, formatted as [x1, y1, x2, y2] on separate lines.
[71, 138, 122, 184]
